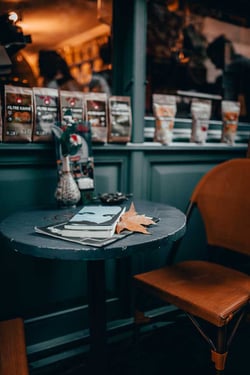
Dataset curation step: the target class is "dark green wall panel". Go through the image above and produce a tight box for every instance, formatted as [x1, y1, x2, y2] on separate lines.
[150, 163, 213, 210]
[0, 142, 247, 368]
[0, 167, 57, 220]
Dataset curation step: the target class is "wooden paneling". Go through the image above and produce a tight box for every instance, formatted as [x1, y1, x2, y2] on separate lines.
[0, 142, 247, 371]
[150, 163, 212, 209]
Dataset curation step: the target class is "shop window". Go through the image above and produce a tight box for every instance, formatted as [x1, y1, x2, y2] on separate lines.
[146, 0, 250, 122]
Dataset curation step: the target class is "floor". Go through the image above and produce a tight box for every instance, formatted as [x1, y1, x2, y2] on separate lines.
[38, 314, 250, 375]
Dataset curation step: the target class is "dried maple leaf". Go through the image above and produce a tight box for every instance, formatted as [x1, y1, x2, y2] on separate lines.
[116, 202, 156, 234]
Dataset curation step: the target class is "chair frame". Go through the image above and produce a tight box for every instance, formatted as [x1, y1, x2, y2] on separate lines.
[0, 318, 29, 375]
[133, 158, 250, 374]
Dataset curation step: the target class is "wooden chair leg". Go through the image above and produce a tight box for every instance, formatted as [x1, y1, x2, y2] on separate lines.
[211, 350, 228, 374]
[210, 325, 228, 375]
[0, 318, 29, 375]
[133, 309, 151, 344]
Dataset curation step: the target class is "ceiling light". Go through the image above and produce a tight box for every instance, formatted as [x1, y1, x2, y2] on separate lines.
[8, 11, 19, 23]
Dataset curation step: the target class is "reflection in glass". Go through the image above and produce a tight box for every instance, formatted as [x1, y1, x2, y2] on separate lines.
[146, 1, 250, 122]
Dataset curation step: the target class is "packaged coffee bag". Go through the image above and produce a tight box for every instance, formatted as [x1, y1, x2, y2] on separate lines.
[84, 92, 108, 143]
[221, 100, 240, 145]
[108, 96, 132, 143]
[59, 90, 85, 124]
[33, 87, 59, 142]
[153, 94, 177, 145]
[190, 99, 211, 144]
[3, 85, 33, 142]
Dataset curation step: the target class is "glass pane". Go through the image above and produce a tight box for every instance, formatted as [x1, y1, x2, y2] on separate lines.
[146, 1, 250, 122]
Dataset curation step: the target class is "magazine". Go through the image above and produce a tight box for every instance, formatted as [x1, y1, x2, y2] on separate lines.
[34, 221, 131, 248]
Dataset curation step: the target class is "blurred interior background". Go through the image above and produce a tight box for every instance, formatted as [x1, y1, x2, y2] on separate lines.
[1, 0, 250, 116]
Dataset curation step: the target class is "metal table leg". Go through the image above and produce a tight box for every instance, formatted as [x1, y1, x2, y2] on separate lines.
[87, 259, 107, 372]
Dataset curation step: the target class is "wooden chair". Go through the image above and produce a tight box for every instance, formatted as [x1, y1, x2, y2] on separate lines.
[0, 318, 29, 374]
[133, 158, 250, 374]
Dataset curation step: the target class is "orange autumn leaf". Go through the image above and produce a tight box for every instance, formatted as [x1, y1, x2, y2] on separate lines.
[116, 202, 156, 234]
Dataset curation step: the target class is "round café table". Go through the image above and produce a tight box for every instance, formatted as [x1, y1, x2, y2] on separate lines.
[0, 199, 186, 373]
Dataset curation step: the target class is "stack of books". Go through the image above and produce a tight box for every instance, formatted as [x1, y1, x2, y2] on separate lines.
[35, 205, 127, 247]
[62, 205, 125, 238]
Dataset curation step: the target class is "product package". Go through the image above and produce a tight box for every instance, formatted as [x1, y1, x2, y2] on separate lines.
[190, 98, 212, 143]
[59, 90, 85, 124]
[221, 100, 241, 144]
[108, 96, 132, 143]
[32, 87, 59, 142]
[84, 92, 108, 143]
[153, 94, 177, 145]
[55, 96, 95, 193]
[3, 85, 33, 142]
